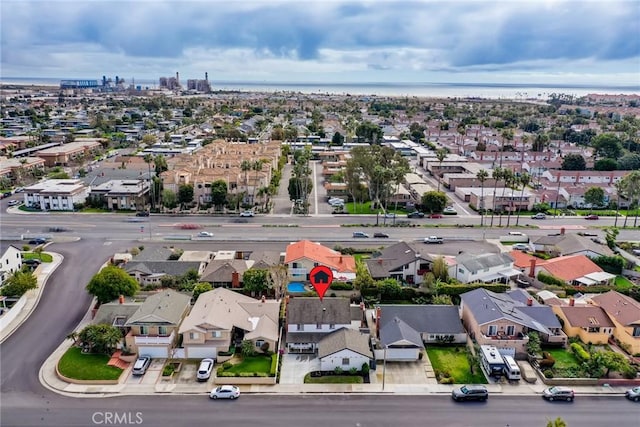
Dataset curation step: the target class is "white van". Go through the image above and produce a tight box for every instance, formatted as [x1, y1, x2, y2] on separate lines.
[502, 355, 521, 380]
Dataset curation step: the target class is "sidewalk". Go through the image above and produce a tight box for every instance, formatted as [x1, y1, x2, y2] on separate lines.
[0, 251, 63, 343]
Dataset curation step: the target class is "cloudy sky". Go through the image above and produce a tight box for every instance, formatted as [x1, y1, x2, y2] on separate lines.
[1, 0, 639, 87]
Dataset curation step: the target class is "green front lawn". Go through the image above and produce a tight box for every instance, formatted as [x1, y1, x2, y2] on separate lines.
[23, 252, 53, 263]
[57, 347, 123, 381]
[304, 374, 363, 384]
[545, 348, 586, 378]
[615, 276, 635, 292]
[225, 356, 272, 374]
[426, 346, 487, 384]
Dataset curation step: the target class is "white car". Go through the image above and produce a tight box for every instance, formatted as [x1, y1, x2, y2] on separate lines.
[210, 385, 240, 400]
[197, 231, 214, 237]
[197, 358, 214, 382]
[7, 200, 20, 206]
[239, 210, 255, 217]
[512, 243, 529, 251]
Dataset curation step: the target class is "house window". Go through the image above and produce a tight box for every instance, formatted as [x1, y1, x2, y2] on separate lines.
[633, 327, 640, 337]
[211, 331, 221, 338]
[140, 326, 148, 335]
[255, 340, 264, 348]
[506, 325, 515, 336]
[342, 358, 350, 365]
[297, 324, 304, 331]
[316, 323, 321, 329]
[189, 332, 198, 339]
[329, 324, 335, 329]
[158, 326, 167, 336]
[487, 325, 497, 336]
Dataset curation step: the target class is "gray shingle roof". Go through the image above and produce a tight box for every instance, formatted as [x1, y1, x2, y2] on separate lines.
[365, 241, 433, 279]
[132, 247, 175, 261]
[533, 234, 613, 256]
[93, 302, 140, 326]
[125, 289, 191, 326]
[377, 305, 464, 347]
[125, 261, 202, 277]
[286, 298, 352, 324]
[200, 259, 250, 283]
[318, 328, 373, 359]
[456, 252, 514, 273]
[378, 316, 424, 348]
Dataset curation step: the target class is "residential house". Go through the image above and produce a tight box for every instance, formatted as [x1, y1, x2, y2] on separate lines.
[552, 304, 614, 345]
[285, 297, 362, 353]
[318, 328, 373, 371]
[92, 296, 141, 337]
[536, 255, 614, 286]
[23, 179, 89, 211]
[179, 288, 280, 359]
[124, 290, 192, 358]
[0, 245, 22, 287]
[376, 305, 466, 361]
[591, 291, 640, 354]
[532, 233, 614, 258]
[365, 241, 433, 285]
[449, 252, 521, 284]
[124, 261, 204, 287]
[460, 288, 566, 356]
[285, 240, 357, 283]
[199, 259, 252, 288]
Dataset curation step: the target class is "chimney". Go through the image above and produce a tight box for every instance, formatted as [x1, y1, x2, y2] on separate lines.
[231, 271, 240, 288]
[375, 307, 382, 338]
[119, 295, 124, 304]
[527, 297, 533, 306]
[529, 258, 536, 278]
[569, 297, 575, 306]
[560, 227, 565, 235]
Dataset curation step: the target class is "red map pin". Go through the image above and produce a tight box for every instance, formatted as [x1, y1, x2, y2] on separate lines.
[309, 265, 333, 301]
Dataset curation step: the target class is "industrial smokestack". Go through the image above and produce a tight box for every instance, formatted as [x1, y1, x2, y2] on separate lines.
[205, 72, 208, 82]
[176, 72, 179, 84]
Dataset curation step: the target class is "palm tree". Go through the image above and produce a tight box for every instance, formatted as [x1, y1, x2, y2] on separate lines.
[499, 129, 513, 169]
[240, 160, 252, 205]
[457, 123, 466, 155]
[251, 159, 265, 206]
[143, 154, 154, 209]
[489, 167, 503, 228]
[515, 172, 531, 226]
[614, 180, 623, 228]
[103, 327, 124, 354]
[621, 171, 640, 227]
[476, 169, 489, 226]
[500, 169, 515, 227]
[435, 148, 447, 192]
[66, 331, 79, 346]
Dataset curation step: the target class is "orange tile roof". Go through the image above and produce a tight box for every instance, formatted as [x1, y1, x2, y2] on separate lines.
[284, 240, 356, 273]
[540, 254, 602, 281]
[508, 250, 539, 269]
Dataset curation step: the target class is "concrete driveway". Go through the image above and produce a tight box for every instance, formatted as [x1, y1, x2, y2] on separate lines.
[373, 360, 431, 385]
[279, 353, 320, 384]
[125, 358, 163, 385]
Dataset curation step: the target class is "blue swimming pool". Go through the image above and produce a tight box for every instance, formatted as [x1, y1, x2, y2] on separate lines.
[287, 282, 306, 293]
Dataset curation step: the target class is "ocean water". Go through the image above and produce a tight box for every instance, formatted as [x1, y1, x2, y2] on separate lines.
[1, 77, 638, 99]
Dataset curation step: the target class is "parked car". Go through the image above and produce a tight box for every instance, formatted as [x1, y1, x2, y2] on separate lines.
[135, 211, 150, 217]
[196, 358, 214, 382]
[239, 210, 255, 217]
[23, 258, 41, 266]
[209, 385, 240, 400]
[451, 385, 488, 401]
[197, 231, 214, 237]
[352, 231, 369, 238]
[508, 231, 524, 236]
[407, 211, 425, 218]
[585, 214, 599, 220]
[373, 232, 389, 238]
[512, 243, 529, 251]
[132, 356, 151, 376]
[328, 197, 345, 205]
[424, 236, 444, 244]
[531, 213, 546, 220]
[28, 238, 47, 245]
[382, 212, 396, 218]
[542, 386, 574, 401]
[429, 213, 443, 219]
[7, 200, 20, 207]
[443, 206, 457, 215]
[14, 187, 24, 193]
[625, 386, 640, 402]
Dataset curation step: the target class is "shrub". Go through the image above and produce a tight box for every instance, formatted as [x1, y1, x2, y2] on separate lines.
[437, 282, 509, 296]
[217, 367, 224, 376]
[538, 352, 556, 369]
[543, 369, 554, 379]
[162, 365, 175, 376]
[334, 367, 343, 375]
[439, 377, 454, 384]
[361, 363, 370, 375]
[570, 342, 591, 362]
[270, 354, 278, 376]
[537, 271, 567, 287]
[222, 362, 233, 369]
[349, 367, 358, 375]
[330, 282, 354, 290]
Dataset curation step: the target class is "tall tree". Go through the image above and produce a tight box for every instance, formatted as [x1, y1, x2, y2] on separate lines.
[499, 129, 514, 168]
[592, 133, 623, 160]
[210, 180, 228, 211]
[584, 186, 605, 213]
[501, 169, 515, 227]
[620, 171, 640, 227]
[561, 154, 587, 171]
[1, 270, 37, 297]
[435, 148, 448, 192]
[153, 154, 168, 175]
[421, 191, 447, 214]
[515, 172, 531, 226]
[489, 168, 503, 227]
[86, 265, 139, 304]
[242, 269, 269, 295]
[177, 184, 194, 209]
[476, 169, 489, 226]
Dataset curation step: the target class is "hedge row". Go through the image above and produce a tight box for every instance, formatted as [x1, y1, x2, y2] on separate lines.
[270, 354, 278, 376]
[537, 271, 567, 287]
[570, 342, 590, 362]
[437, 283, 509, 296]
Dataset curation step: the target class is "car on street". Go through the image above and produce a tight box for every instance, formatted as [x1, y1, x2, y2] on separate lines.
[382, 212, 396, 218]
[443, 206, 457, 215]
[47, 226, 70, 232]
[542, 386, 574, 401]
[407, 211, 425, 218]
[7, 200, 20, 206]
[239, 210, 255, 217]
[531, 213, 546, 220]
[424, 236, 444, 244]
[512, 243, 529, 251]
[328, 198, 345, 206]
[210, 385, 240, 400]
[373, 232, 389, 238]
[451, 385, 488, 401]
[508, 231, 524, 236]
[14, 187, 24, 193]
[353, 231, 369, 238]
[625, 386, 640, 402]
[197, 231, 214, 237]
[135, 211, 150, 217]
[585, 214, 599, 220]
[28, 238, 47, 245]
[132, 356, 151, 376]
[429, 213, 443, 219]
[197, 358, 214, 382]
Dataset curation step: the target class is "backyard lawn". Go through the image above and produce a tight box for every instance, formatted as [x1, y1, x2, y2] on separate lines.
[57, 347, 123, 381]
[23, 252, 53, 263]
[545, 348, 585, 378]
[304, 374, 363, 384]
[426, 346, 487, 384]
[615, 276, 635, 292]
[224, 355, 272, 374]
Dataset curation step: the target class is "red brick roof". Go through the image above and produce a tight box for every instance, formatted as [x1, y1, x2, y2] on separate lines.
[284, 240, 356, 273]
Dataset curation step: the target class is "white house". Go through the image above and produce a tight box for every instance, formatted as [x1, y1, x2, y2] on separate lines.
[23, 179, 89, 211]
[449, 252, 520, 284]
[318, 328, 373, 372]
[0, 245, 22, 287]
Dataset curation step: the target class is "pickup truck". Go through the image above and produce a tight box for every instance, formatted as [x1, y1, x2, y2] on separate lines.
[424, 236, 444, 244]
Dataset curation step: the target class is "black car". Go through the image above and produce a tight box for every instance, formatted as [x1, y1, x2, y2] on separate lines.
[373, 232, 389, 238]
[23, 258, 41, 266]
[47, 226, 70, 232]
[407, 211, 425, 218]
[135, 211, 150, 217]
[28, 238, 47, 245]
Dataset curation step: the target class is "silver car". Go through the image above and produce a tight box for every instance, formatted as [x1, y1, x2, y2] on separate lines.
[132, 356, 151, 376]
[210, 385, 240, 400]
[197, 358, 214, 382]
[625, 386, 640, 402]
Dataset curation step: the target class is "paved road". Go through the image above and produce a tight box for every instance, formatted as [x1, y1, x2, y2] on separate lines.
[1, 393, 637, 427]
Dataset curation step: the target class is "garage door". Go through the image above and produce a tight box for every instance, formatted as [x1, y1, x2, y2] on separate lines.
[385, 348, 420, 361]
[137, 346, 170, 358]
[186, 346, 217, 360]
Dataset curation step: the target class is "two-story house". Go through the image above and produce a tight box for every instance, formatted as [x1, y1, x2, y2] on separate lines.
[0, 245, 22, 288]
[124, 290, 191, 358]
[591, 291, 640, 355]
[285, 240, 356, 283]
[365, 241, 433, 285]
[285, 297, 362, 353]
[460, 288, 566, 356]
[178, 288, 280, 359]
[449, 252, 521, 284]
